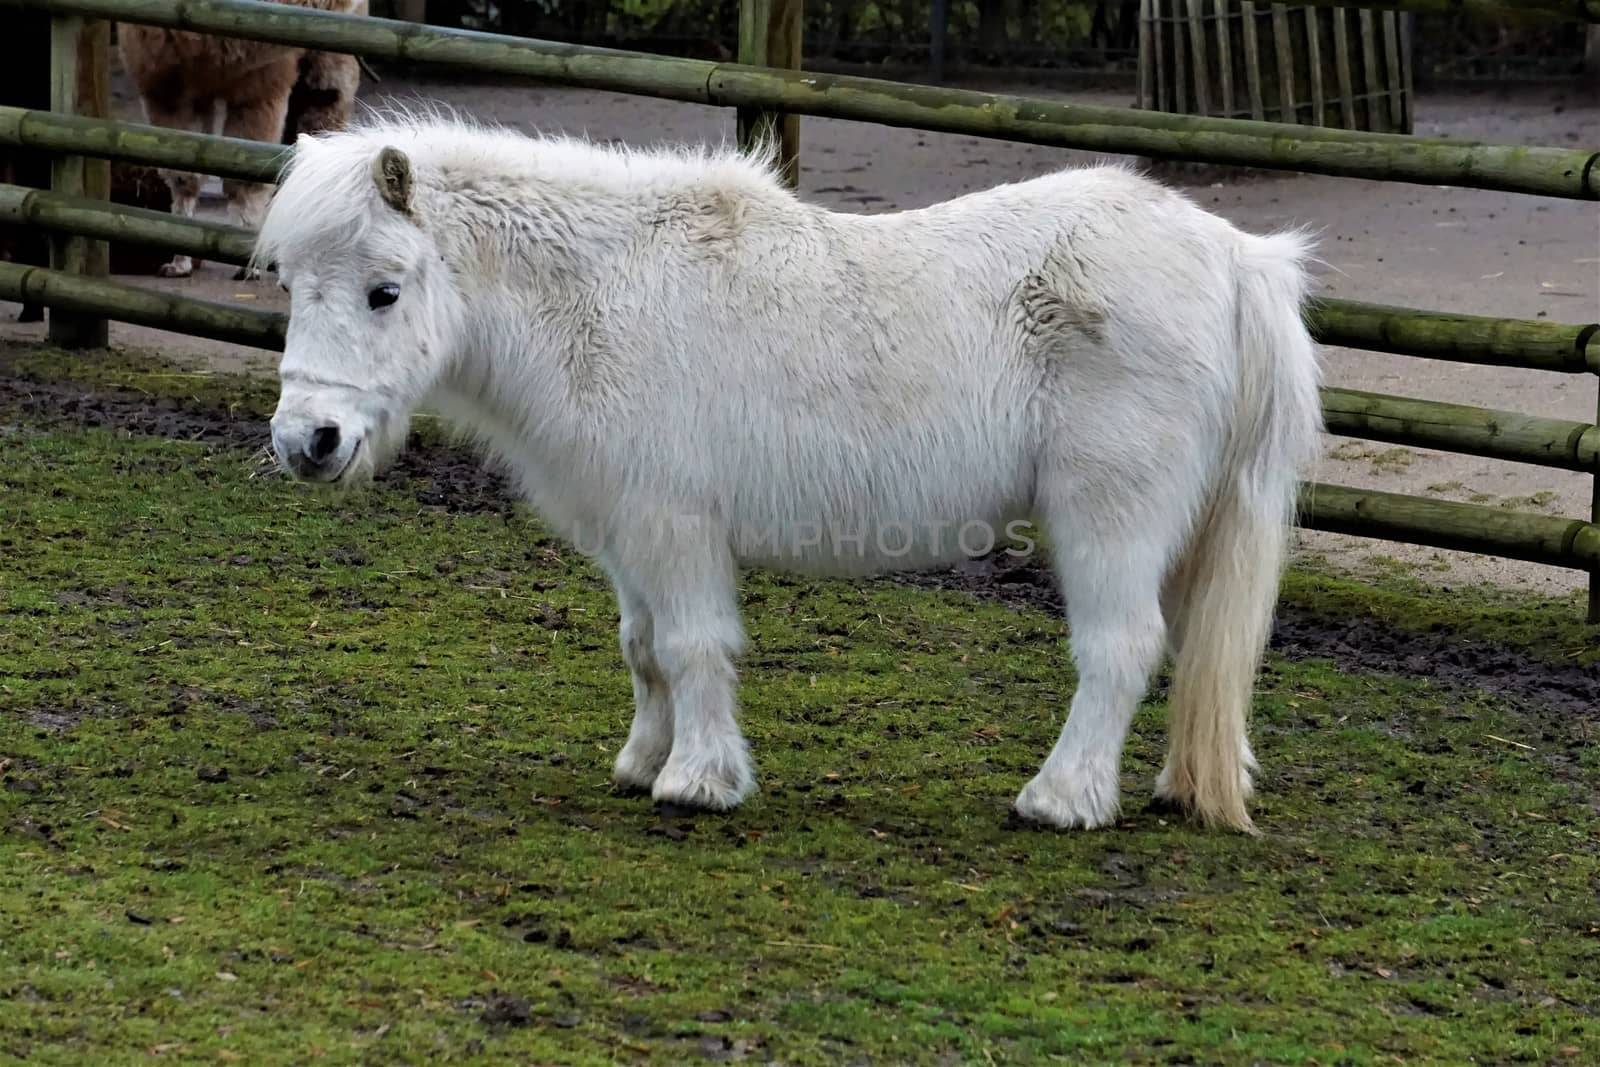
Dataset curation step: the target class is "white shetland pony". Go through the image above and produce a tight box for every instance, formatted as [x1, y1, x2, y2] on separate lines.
[259, 113, 1322, 833]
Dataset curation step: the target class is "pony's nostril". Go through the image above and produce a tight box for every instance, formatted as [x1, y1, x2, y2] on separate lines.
[307, 425, 341, 465]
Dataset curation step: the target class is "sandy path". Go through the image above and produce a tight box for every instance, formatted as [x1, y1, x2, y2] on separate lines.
[3, 71, 1596, 595]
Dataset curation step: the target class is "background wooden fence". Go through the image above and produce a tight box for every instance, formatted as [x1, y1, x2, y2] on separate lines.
[1139, 0, 1413, 132]
[0, 0, 1597, 619]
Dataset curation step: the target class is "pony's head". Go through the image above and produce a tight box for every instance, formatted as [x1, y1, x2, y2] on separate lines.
[257, 128, 466, 486]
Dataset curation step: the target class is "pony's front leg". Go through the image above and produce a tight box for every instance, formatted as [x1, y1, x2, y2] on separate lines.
[627, 536, 753, 811]
[609, 581, 674, 792]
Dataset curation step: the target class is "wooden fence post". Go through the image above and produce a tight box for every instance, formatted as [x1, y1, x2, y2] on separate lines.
[1591, 378, 1600, 624]
[930, 0, 951, 82]
[737, 0, 803, 189]
[47, 15, 110, 349]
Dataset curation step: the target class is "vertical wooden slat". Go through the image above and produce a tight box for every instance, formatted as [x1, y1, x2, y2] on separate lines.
[1185, 0, 1211, 115]
[1270, 3, 1295, 124]
[1359, 9, 1383, 131]
[1305, 6, 1325, 127]
[1588, 25, 1600, 93]
[1592, 382, 1600, 624]
[1400, 12, 1415, 131]
[770, 0, 803, 187]
[1240, 1, 1264, 121]
[1173, 0, 1189, 114]
[1332, 9, 1356, 130]
[1138, 0, 1154, 110]
[1158, 0, 1171, 111]
[1214, 0, 1233, 119]
[47, 15, 109, 349]
[1591, 375, 1600, 624]
[1382, 13, 1404, 133]
[737, 0, 770, 144]
[1190, 0, 1209, 115]
[737, 0, 802, 188]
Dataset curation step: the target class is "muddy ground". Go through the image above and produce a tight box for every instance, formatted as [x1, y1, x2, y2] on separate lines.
[2, 67, 1597, 596]
[5, 341, 1599, 1064]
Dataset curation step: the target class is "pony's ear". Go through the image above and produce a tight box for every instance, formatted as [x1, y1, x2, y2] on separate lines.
[371, 146, 413, 215]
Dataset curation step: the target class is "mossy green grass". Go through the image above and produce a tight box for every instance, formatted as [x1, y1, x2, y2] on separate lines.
[2, 344, 1596, 1064]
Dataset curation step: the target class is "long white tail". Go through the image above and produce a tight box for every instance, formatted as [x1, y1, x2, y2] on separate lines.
[1161, 230, 1323, 832]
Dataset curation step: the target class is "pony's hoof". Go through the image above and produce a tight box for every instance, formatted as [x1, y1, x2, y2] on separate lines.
[1153, 751, 1256, 809]
[651, 799, 702, 820]
[612, 740, 670, 794]
[1012, 768, 1119, 830]
[1150, 766, 1259, 834]
[16, 303, 43, 323]
[232, 265, 262, 282]
[158, 259, 194, 278]
[650, 744, 754, 812]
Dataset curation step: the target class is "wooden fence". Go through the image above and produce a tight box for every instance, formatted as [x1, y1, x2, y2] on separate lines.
[1139, 0, 1413, 132]
[0, 0, 1597, 618]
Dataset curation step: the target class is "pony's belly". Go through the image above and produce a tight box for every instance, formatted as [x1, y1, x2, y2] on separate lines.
[726, 501, 1039, 576]
[714, 436, 1038, 575]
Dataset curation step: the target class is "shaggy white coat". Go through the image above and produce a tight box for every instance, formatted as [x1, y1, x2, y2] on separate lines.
[259, 113, 1323, 832]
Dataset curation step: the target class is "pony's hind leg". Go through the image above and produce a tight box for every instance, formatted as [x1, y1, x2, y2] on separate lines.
[1013, 507, 1175, 829]
[1153, 559, 1256, 810]
[607, 576, 675, 793]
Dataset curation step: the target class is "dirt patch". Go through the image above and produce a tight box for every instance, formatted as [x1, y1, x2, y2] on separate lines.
[20, 707, 84, 732]
[0, 370, 513, 514]
[897, 548, 1600, 720]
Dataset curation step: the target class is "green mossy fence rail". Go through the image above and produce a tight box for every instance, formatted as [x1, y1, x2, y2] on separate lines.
[1, 0, 1597, 619]
[0, 260, 281, 347]
[0, 182, 256, 266]
[3, 0, 1599, 198]
[4, 164, 1593, 374]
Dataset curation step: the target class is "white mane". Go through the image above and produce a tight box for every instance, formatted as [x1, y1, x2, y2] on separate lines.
[255, 110, 787, 270]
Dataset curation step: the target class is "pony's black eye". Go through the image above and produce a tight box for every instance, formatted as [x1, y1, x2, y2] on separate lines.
[368, 283, 400, 310]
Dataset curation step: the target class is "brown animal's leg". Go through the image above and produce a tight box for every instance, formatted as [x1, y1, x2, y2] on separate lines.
[136, 93, 212, 278]
[221, 57, 296, 281]
[158, 169, 205, 278]
[109, 162, 176, 275]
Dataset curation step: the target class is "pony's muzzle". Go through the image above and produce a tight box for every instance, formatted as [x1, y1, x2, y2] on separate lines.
[272, 412, 357, 482]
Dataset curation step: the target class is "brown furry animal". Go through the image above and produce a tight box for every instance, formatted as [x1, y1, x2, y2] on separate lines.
[283, 48, 362, 145]
[117, 0, 366, 278]
[108, 163, 175, 275]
